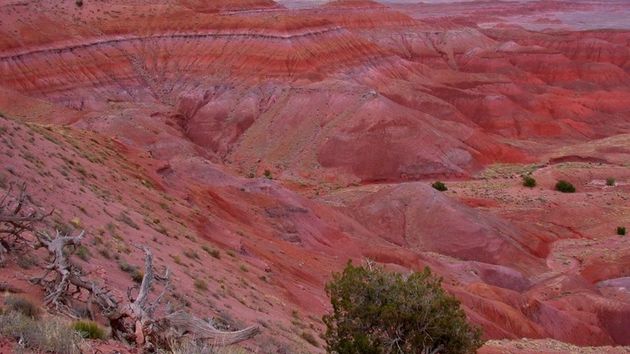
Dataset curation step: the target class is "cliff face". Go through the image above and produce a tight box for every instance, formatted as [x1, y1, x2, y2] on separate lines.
[1, 0, 629, 352]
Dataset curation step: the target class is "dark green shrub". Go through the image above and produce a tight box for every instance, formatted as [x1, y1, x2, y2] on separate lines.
[522, 175, 536, 188]
[323, 262, 483, 354]
[72, 320, 107, 339]
[264, 169, 273, 179]
[555, 180, 576, 193]
[4, 295, 40, 319]
[432, 181, 448, 192]
[606, 178, 616, 186]
[618, 226, 626, 236]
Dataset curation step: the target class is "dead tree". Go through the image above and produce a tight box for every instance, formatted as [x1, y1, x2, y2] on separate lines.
[108, 246, 172, 346]
[0, 183, 49, 263]
[33, 231, 260, 350]
[32, 230, 89, 315]
[112, 246, 260, 349]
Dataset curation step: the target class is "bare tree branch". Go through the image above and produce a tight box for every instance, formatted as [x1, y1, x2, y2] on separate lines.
[0, 183, 51, 263]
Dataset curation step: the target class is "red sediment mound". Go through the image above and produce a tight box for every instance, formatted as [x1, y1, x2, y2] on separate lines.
[338, 182, 545, 273]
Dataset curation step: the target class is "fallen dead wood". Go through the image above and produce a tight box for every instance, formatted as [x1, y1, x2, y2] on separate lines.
[32, 230, 259, 350]
[158, 310, 261, 346]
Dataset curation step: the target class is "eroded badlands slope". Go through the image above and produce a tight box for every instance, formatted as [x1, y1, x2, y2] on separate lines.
[0, 0, 629, 352]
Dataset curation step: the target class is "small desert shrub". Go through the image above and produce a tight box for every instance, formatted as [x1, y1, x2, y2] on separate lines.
[153, 223, 169, 236]
[4, 295, 40, 319]
[118, 260, 135, 273]
[194, 278, 208, 291]
[606, 177, 616, 186]
[75, 0, 83, 7]
[618, 226, 627, 236]
[118, 212, 140, 230]
[0, 311, 82, 353]
[119, 260, 143, 282]
[75, 245, 91, 261]
[69, 217, 82, 228]
[522, 175, 536, 188]
[72, 320, 107, 339]
[202, 245, 221, 259]
[172, 255, 183, 265]
[184, 249, 200, 260]
[99, 248, 112, 259]
[432, 181, 448, 192]
[323, 262, 483, 354]
[263, 169, 272, 179]
[555, 180, 576, 193]
[301, 331, 319, 347]
[131, 269, 144, 283]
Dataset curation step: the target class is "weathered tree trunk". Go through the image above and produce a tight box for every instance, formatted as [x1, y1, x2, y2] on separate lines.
[160, 311, 260, 345]
[32, 230, 86, 315]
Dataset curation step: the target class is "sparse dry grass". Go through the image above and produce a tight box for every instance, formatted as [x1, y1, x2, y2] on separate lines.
[477, 163, 541, 179]
[72, 320, 107, 339]
[0, 311, 83, 353]
[4, 295, 40, 319]
[166, 339, 249, 354]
